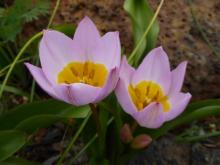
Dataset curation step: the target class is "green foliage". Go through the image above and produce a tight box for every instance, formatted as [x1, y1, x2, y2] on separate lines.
[0, 130, 26, 161]
[0, 99, 90, 161]
[0, 8, 5, 18]
[0, 0, 50, 42]
[0, 99, 89, 131]
[0, 84, 29, 97]
[124, 0, 159, 66]
[53, 24, 76, 37]
[176, 130, 220, 142]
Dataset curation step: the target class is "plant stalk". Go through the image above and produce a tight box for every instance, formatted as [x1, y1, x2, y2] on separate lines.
[56, 111, 92, 165]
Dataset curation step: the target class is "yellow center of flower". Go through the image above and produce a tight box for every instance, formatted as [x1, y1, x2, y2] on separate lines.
[128, 81, 170, 112]
[57, 61, 108, 87]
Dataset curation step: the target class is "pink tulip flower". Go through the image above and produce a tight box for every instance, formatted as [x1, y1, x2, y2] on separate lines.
[115, 47, 191, 128]
[25, 16, 120, 106]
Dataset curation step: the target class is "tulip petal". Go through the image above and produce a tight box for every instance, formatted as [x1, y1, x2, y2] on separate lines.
[115, 79, 137, 115]
[53, 85, 73, 104]
[133, 103, 165, 129]
[119, 56, 135, 84]
[68, 83, 101, 106]
[92, 32, 121, 69]
[25, 63, 57, 98]
[94, 67, 119, 103]
[132, 47, 171, 94]
[115, 57, 136, 115]
[169, 61, 187, 95]
[73, 16, 100, 61]
[165, 92, 192, 121]
[40, 30, 82, 84]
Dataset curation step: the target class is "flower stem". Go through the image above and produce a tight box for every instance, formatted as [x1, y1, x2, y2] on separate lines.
[0, 56, 34, 77]
[47, 0, 61, 29]
[0, 31, 43, 98]
[89, 103, 101, 136]
[67, 117, 114, 164]
[131, 121, 138, 133]
[128, 0, 165, 64]
[56, 111, 92, 165]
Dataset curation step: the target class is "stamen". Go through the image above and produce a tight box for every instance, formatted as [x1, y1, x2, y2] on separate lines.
[88, 69, 95, 79]
[57, 61, 108, 87]
[83, 62, 88, 76]
[70, 67, 78, 77]
[128, 81, 170, 112]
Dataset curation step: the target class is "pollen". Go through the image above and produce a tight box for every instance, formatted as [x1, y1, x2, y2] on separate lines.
[128, 81, 170, 112]
[57, 61, 108, 87]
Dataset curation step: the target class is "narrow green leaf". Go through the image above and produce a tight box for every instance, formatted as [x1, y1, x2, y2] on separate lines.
[15, 107, 89, 133]
[176, 130, 220, 142]
[0, 84, 29, 97]
[124, 0, 159, 65]
[186, 99, 220, 113]
[0, 99, 89, 131]
[0, 130, 26, 161]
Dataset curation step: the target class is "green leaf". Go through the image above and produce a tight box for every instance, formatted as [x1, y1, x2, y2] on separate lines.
[0, 0, 50, 42]
[0, 8, 5, 18]
[124, 0, 159, 66]
[0, 130, 26, 161]
[0, 100, 89, 161]
[0, 99, 90, 132]
[20, 0, 50, 22]
[176, 130, 220, 143]
[185, 99, 220, 114]
[53, 24, 76, 37]
[0, 84, 29, 97]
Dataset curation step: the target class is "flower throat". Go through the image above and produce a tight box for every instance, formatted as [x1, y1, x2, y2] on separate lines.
[57, 61, 108, 87]
[128, 81, 170, 112]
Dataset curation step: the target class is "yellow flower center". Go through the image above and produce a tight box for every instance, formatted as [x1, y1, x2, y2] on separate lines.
[128, 81, 170, 112]
[57, 61, 108, 87]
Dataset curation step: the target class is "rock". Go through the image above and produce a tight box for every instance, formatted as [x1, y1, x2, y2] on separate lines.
[129, 134, 190, 165]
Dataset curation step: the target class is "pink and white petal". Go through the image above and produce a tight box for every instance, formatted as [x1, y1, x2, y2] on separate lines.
[132, 47, 171, 94]
[73, 16, 100, 61]
[40, 30, 81, 84]
[133, 103, 165, 129]
[68, 83, 101, 106]
[119, 56, 135, 84]
[93, 67, 119, 103]
[169, 61, 187, 95]
[115, 78, 137, 115]
[165, 92, 192, 121]
[25, 63, 58, 99]
[92, 32, 121, 69]
[53, 85, 74, 104]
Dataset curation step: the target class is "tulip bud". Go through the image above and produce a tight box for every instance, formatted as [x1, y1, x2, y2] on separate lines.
[120, 123, 133, 143]
[131, 134, 152, 149]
